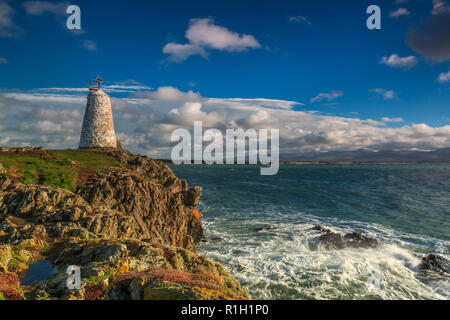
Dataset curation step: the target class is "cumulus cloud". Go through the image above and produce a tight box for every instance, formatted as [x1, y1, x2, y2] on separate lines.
[1, 86, 449, 158]
[438, 70, 450, 82]
[380, 54, 418, 69]
[162, 43, 208, 62]
[310, 91, 343, 104]
[22, 1, 68, 16]
[141, 86, 201, 102]
[432, 0, 450, 15]
[370, 88, 397, 100]
[0, 2, 21, 37]
[389, 8, 411, 18]
[163, 18, 261, 62]
[288, 15, 312, 25]
[382, 117, 404, 123]
[407, 11, 450, 62]
[82, 40, 97, 51]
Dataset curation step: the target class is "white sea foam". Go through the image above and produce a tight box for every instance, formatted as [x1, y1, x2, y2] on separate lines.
[199, 219, 450, 300]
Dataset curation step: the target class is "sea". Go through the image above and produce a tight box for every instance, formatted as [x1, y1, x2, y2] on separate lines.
[170, 163, 450, 300]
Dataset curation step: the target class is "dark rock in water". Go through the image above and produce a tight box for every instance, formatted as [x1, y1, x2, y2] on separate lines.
[419, 254, 449, 273]
[311, 225, 331, 233]
[344, 232, 378, 249]
[318, 232, 345, 250]
[255, 226, 277, 232]
[310, 226, 377, 251]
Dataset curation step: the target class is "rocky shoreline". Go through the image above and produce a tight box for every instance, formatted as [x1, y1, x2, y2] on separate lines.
[0, 147, 249, 300]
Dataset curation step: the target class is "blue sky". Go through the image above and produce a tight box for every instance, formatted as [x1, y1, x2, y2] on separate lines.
[0, 0, 449, 157]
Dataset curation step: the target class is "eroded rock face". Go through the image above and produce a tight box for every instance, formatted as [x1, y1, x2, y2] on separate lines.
[0, 151, 203, 251]
[29, 239, 249, 300]
[0, 163, 10, 190]
[0, 148, 243, 300]
[76, 167, 202, 250]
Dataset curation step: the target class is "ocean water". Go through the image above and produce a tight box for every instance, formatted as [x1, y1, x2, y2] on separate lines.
[170, 163, 450, 300]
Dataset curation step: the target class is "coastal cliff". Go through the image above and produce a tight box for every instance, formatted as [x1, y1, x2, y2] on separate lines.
[0, 147, 249, 300]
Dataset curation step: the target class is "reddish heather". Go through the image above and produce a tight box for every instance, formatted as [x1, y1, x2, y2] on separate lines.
[84, 282, 108, 300]
[0, 272, 23, 300]
[115, 268, 221, 292]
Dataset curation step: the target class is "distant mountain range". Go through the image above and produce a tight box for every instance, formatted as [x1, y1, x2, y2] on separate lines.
[282, 148, 450, 162]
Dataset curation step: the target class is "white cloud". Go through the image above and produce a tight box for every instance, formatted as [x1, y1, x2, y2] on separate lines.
[38, 85, 151, 94]
[0, 2, 21, 37]
[4, 92, 85, 104]
[163, 18, 261, 62]
[0, 57, 7, 64]
[162, 43, 208, 62]
[438, 70, 450, 82]
[432, 0, 450, 15]
[1, 87, 449, 158]
[310, 91, 343, 104]
[380, 54, 418, 69]
[370, 88, 397, 100]
[389, 8, 411, 18]
[22, 1, 68, 16]
[143, 86, 201, 102]
[382, 117, 404, 123]
[288, 15, 312, 25]
[83, 40, 97, 52]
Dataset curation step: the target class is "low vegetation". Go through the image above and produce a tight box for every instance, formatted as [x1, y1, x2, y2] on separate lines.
[0, 149, 121, 192]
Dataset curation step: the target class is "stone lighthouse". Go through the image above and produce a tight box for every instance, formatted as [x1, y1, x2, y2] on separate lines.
[79, 76, 117, 149]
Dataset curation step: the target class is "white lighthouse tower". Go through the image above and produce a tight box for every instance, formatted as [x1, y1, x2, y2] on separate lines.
[79, 76, 117, 149]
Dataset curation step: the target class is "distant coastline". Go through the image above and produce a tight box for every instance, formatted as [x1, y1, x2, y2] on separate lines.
[158, 160, 450, 165]
[157, 147, 450, 164]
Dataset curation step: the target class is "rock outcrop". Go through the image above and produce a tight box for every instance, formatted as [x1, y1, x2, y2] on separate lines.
[0, 148, 248, 300]
[309, 226, 378, 251]
[419, 254, 449, 274]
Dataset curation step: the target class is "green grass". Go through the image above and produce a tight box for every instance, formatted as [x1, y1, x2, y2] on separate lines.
[0, 149, 121, 192]
[85, 267, 115, 285]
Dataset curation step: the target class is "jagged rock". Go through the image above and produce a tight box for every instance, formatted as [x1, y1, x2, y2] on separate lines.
[0, 163, 11, 190]
[310, 226, 378, 251]
[76, 168, 201, 250]
[129, 276, 145, 300]
[0, 245, 10, 272]
[311, 225, 331, 233]
[36, 238, 249, 300]
[115, 139, 123, 150]
[419, 254, 449, 274]
[344, 232, 378, 249]
[0, 147, 249, 300]
[318, 232, 345, 250]
[255, 226, 277, 232]
[183, 186, 202, 207]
